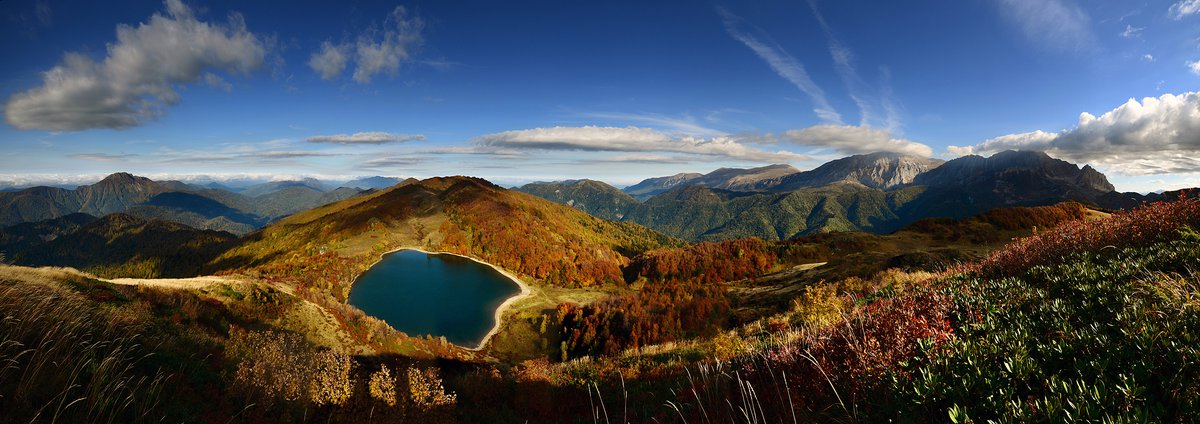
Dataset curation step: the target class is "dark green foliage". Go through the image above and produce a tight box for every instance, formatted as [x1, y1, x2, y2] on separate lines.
[886, 236, 1200, 421]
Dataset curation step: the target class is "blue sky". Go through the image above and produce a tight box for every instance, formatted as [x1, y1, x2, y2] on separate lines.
[2, 0, 1200, 191]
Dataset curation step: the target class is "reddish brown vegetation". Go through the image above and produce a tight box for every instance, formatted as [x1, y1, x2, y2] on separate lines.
[748, 288, 956, 413]
[976, 193, 1200, 276]
[555, 279, 731, 359]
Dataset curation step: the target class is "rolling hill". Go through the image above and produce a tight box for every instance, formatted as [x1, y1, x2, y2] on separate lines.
[515, 179, 639, 220]
[5, 213, 237, 277]
[213, 176, 681, 291]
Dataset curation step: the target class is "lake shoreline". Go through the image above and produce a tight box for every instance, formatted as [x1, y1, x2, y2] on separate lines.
[362, 247, 533, 351]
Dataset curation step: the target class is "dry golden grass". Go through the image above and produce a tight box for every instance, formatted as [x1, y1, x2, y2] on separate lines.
[0, 265, 168, 423]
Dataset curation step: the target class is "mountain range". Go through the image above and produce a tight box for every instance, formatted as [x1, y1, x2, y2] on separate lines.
[0, 150, 1174, 248]
[0, 172, 375, 235]
[518, 150, 1156, 242]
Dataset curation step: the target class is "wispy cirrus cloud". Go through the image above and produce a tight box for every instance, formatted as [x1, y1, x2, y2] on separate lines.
[716, 6, 842, 124]
[475, 125, 809, 163]
[243, 150, 342, 159]
[1119, 24, 1144, 39]
[947, 91, 1200, 175]
[4, 0, 267, 131]
[307, 6, 424, 84]
[306, 132, 425, 144]
[807, 0, 904, 134]
[993, 0, 1096, 53]
[68, 153, 141, 162]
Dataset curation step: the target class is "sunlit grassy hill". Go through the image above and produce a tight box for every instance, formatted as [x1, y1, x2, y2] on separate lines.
[213, 176, 680, 290]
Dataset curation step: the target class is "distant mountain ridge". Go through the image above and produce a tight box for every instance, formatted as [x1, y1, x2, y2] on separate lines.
[621, 164, 801, 200]
[518, 151, 1158, 242]
[515, 179, 639, 220]
[0, 173, 375, 234]
[771, 152, 944, 191]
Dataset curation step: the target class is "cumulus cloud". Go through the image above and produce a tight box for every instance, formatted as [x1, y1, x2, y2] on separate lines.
[1170, 0, 1200, 19]
[716, 7, 842, 123]
[4, 0, 266, 131]
[994, 0, 1096, 52]
[308, 6, 423, 83]
[782, 125, 934, 157]
[947, 91, 1200, 175]
[308, 41, 350, 80]
[306, 132, 425, 144]
[1189, 60, 1200, 75]
[475, 126, 809, 162]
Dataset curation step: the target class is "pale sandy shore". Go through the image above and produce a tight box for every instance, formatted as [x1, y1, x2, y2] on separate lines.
[366, 247, 534, 351]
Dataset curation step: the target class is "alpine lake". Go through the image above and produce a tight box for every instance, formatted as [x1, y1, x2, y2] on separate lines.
[347, 249, 524, 348]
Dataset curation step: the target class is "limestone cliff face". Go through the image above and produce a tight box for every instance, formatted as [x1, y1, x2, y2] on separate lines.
[1076, 164, 1116, 193]
[773, 152, 945, 191]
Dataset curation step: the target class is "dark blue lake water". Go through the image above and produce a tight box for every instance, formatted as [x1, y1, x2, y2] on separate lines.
[347, 249, 522, 347]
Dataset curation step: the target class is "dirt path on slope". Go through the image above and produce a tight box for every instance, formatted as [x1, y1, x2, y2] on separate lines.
[104, 275, 371, 355]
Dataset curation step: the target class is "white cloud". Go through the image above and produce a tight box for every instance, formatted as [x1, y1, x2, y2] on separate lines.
[309, 6, 424, 84]
[1143, 54, 1155, 62]
[782, 125, 933, 157]
[476, 125, 809, 163]
[716, 7, 842, 123]
[1170, 0, 1200, 19]
[244, 150, 341, 159]
[362, 156, 424, 168]
[306, 132, 425, 144]
[4, 0, 266, 131]
[1189, 60, 1200, 75]
[68, 153, 140, 162]
[308, 41, 350, 80]
[582, 112, 728, 138]
[1119, 24, 1143, 39]
[947, 91, 1200, 175]
[994, 0, 1096, 52]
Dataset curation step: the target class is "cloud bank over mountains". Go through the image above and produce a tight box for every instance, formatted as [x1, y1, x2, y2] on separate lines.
[948, 92, 1200, 175]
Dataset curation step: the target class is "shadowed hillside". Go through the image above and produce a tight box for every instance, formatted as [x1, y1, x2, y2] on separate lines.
[7, 213, 237, 278]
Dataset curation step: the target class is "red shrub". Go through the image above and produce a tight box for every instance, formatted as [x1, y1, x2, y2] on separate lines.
[975, 193, 1200, 277]
[751, 289, 955, 410]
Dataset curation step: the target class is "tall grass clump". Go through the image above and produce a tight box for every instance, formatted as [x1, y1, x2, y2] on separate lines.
[0, 266, 168, 423]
